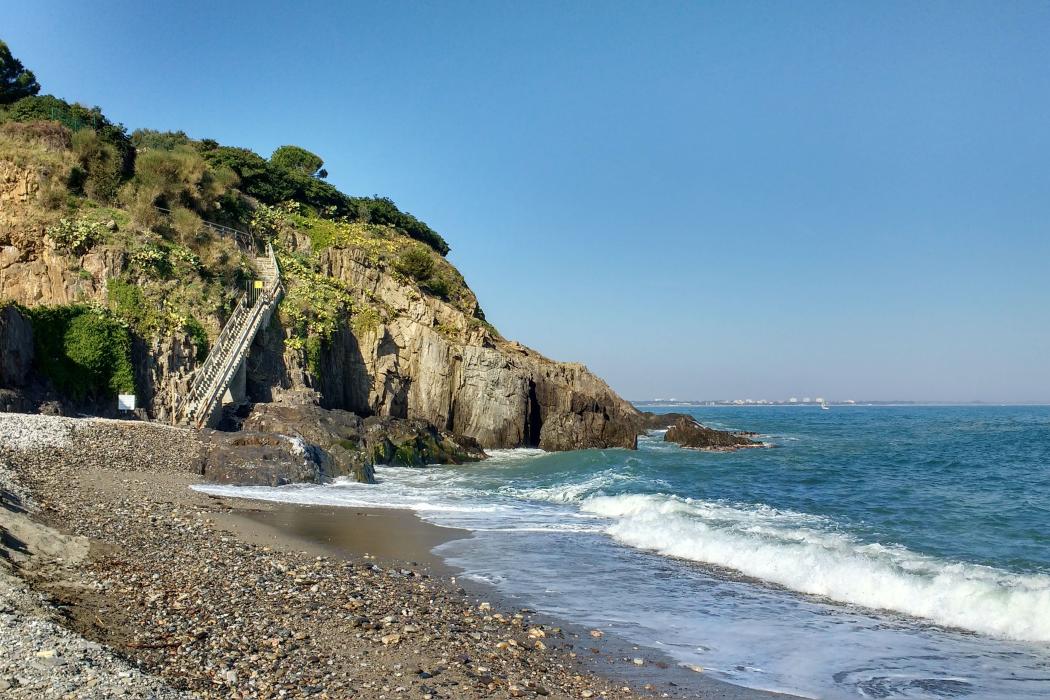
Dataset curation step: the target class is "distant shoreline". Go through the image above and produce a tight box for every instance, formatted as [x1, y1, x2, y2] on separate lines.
[633, 400, 1050, 407]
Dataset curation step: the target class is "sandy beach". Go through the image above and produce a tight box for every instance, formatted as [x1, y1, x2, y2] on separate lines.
[0, 413, 794, 699]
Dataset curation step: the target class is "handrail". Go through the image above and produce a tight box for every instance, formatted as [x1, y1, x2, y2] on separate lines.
[173, 241, 283, 427]
[189, 284, 280, 428]
[172, 298, 248, 421]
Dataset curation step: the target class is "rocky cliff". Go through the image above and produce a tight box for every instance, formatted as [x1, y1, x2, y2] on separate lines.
[245, 240, 641, 451]
[0, 145, 642, 455]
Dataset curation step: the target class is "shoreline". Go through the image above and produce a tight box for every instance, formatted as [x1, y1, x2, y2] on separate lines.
[214, 497, 800, 700]
[0, 412, 798, 699]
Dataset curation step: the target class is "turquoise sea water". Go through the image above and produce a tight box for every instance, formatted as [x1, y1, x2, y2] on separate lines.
[199, 405, 1050, 699]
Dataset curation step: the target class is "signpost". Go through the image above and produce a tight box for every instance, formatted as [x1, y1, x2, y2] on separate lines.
[118, 394, 136, 412]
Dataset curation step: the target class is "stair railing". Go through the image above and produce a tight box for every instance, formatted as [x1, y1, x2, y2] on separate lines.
[176, 242, 283, 428]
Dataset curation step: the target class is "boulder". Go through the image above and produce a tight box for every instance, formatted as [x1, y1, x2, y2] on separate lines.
[222, 403, 486, 485]
[201, 430, 328, 486]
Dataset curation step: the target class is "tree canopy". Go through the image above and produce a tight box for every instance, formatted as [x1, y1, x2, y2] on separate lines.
[271, 145, 325, 178]
[0, 40, 40, 104]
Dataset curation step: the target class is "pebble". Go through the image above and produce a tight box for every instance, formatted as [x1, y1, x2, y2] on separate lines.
[0, 414, 657, 699]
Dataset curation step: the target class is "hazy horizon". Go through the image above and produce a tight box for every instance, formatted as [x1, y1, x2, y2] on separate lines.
[7, 2, 1048, 402]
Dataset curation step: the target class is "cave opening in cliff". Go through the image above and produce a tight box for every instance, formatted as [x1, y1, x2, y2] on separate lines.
[525, 381, 543, 447]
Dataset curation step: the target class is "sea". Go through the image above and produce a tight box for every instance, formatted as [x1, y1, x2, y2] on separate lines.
[196, 405, 1050, 699]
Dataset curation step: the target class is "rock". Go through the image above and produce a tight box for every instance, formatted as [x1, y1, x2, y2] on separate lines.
[221, 402, 487, 484]
[664, 416, 760, 451]
[200, 431, 320, 486]
[245, 245, 643, 453]
[0, 304, 33, 390]
[638, 411, 694, 430]
[589, 629, 603, 638]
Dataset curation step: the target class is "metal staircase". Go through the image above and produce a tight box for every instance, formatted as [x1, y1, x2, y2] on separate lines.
[174, 242, 283, 428]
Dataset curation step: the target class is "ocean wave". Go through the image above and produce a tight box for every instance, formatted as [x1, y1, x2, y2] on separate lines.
[580, 493, 1050, 642]
[506, 469, 636, 504]
[483, 447, 548, 463]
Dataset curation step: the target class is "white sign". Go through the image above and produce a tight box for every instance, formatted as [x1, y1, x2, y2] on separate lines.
[118, 394, 136, 411]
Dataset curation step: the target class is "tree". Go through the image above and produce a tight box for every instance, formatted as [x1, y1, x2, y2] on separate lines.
[271, 145, 324, 177]
[0, 40, 40, 104]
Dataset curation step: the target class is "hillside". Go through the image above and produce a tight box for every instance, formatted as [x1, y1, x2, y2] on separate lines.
[0, 62, 642, 481]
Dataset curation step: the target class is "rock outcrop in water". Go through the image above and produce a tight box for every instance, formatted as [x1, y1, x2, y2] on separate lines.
[663, 416, 761, 451]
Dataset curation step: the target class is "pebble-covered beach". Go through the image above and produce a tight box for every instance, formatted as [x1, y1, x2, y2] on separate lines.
[0, 414, 728, 699]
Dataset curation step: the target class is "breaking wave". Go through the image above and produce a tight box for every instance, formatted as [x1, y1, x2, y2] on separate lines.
[580, 493, 1050, 642]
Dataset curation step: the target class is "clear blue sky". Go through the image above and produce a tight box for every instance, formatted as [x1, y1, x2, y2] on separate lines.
[6, 2, 1049, 402]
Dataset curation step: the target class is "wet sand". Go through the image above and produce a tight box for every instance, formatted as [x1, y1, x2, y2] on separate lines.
[217, 503, 467, 575]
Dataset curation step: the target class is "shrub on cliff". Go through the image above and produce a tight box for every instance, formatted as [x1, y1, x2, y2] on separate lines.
[25, 305, 135, 399]
[131, 128, 191, 151]
[394, 246, 435, 281]
[70, 129, 123, 202]
[203, 144, 450, 254]
[124, 145, 239, 223]
[2, 95, 134, 178]
[45, 217, 105, 254]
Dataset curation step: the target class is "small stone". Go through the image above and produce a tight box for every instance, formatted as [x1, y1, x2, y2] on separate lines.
[632, 657, 644, 665]
[589, 629, 603, 638]
[380, 633, 401, 645]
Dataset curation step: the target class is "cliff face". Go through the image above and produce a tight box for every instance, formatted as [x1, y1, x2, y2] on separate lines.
[1, 159, 641, 452]
[247, 244, 641, 450]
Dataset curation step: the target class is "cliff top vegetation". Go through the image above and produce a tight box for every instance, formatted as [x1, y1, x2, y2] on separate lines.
[0, 40, 481, 400]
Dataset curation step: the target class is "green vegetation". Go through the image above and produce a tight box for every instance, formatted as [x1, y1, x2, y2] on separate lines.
[201, 143, 449, 254]
[2, 95, 134, 178]
[271, 145, 325, 178]
[25, 305, 135, 399]
[394, 246, 435, 281]
[0, 40, 40, 104]
[46, 217, 105, 254]
[276, 250, 354, 360]
[0, 42, 488, 404]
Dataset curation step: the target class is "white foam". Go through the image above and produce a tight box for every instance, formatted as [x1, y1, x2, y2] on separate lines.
[483, 447, 547, 463]
[508, 470, 633, 504]
[580, 493, 1050, 642]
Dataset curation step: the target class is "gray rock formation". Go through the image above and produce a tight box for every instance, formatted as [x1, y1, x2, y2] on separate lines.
[246, 246, 642, 452]
[203, 403, 486, 485]
[0, 304, 32, 387]
[664, 416, 761, 451]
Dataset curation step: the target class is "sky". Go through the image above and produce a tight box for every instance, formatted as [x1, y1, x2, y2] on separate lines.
[5, 1, 1049, 402]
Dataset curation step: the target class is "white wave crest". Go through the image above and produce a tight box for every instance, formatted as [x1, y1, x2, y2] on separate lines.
[580, 493, 1050, 642]
[507, 470, 634, 504]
